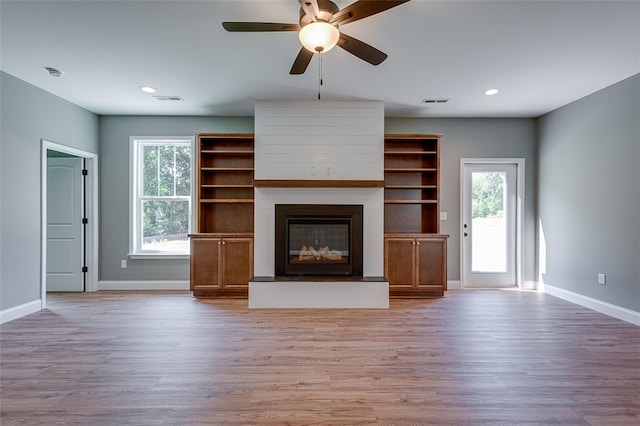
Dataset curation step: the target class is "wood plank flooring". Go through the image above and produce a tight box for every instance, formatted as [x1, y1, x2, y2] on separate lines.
[1, 290, 639, 425]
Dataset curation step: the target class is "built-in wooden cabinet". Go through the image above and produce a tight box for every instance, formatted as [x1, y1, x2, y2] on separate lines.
[384, 134, 448, 297]
[190, 234, 253, 298]
[384, 234, 447, 297]
[190, 134, 255, 298]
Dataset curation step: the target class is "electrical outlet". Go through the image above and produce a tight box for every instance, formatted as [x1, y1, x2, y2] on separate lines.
[598, 273, 606, 285]
[121, 259, 127, 269]
[440, 211, 448, 221]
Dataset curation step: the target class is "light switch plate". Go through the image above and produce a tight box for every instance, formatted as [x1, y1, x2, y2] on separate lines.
[440, 212, 448, 221]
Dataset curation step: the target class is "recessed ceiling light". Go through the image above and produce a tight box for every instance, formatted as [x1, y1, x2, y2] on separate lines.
[484, 88, 499, 96]
[140, 86, 157, 93]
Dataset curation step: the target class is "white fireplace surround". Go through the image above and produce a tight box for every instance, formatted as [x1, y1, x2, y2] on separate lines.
[253, 187, 384, 277]
[250, 101, 387, 308]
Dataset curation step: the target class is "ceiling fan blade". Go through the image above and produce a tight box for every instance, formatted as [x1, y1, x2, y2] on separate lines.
[331, 0, 410, 26]
[337, 33, 387, 66]
[290, 48, 314, 75]
[222, 22, 299, 32]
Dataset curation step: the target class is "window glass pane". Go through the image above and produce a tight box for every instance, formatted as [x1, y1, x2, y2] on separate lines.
[471, 171, 507, 272]
[141, 199, 190, 252]
[158, 146, 176, 196]
[133, 138, 192, 255]
[142, 145, 158, 196]
[175, 146, 191, 196]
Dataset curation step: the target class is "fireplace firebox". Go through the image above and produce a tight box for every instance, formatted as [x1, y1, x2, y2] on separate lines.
[275, 205, 363, 276]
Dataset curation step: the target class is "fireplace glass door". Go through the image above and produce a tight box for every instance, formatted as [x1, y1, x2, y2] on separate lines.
[286, 217, 352, 275]
[288, 219, 350, 268]
[275, 204, 363, 276]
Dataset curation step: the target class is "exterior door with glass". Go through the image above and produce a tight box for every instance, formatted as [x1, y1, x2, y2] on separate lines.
[462, 162, 517, 287]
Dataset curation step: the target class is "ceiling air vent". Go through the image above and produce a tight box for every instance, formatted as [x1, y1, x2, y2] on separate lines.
[153, 95, 184, 101]
[421, 98, 450, 104]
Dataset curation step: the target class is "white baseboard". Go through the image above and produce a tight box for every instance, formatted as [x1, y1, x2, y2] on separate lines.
[98, 280, 190, 291]
[544, 283, 640, 326]
[449, 281, 538, 291]
[1, 299, 42, 324]
[447, 280, 461, 290]
[447, 281, 537, 291]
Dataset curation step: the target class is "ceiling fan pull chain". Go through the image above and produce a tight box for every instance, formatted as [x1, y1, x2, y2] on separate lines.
[317, 51, 323, 100]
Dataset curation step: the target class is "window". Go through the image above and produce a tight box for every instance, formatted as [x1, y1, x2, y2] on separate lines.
[130, 137, 193, 257]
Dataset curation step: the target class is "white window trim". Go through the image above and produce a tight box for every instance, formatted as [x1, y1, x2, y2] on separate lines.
[129, 136, 195, 259]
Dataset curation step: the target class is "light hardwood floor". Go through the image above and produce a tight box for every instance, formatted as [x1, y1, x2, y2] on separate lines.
[1, 290, 639, 425]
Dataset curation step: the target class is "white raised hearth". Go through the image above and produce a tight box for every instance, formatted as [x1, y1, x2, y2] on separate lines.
[249, 276, 389, 309]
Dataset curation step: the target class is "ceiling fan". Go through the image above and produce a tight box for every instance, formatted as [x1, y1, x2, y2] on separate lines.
[222, 0, 410, 75]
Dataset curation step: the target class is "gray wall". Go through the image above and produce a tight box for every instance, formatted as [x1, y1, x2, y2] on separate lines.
[385, 118, 537, 282]
[99, 116, 253, 281]
[0, 71, 98, 311]
[537, 74, 640, 312]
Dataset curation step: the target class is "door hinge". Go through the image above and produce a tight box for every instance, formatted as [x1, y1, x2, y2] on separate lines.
[82, 218, 88, 224]
[82, 169, 88, 176]
[82, 266, 88, 273]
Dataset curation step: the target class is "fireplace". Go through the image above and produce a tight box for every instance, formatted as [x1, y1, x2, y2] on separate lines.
[275, 204, 363, 276]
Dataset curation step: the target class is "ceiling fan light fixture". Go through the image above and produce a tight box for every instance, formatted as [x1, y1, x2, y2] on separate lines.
[299, 21, 339, 53]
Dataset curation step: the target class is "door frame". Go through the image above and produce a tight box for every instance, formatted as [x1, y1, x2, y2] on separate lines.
[41, 140, 99, 308]
[460, 158, 524, 289]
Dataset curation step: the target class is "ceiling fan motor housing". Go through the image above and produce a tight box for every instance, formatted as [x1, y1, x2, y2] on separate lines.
[299, 0, 340, 27]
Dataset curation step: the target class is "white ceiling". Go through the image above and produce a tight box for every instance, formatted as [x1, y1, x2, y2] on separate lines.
[1, 0, 638, 118]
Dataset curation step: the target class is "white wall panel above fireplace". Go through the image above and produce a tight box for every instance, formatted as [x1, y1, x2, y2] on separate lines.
[255, 101, 384, 181]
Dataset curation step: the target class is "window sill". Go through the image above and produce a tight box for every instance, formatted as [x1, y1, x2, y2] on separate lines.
[128, 253, 190, 260]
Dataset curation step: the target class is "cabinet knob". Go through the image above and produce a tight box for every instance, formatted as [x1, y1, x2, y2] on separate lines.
[218, 241, 221, 245]
[417, 241, 420, 245]
[222, 241, 226, 245]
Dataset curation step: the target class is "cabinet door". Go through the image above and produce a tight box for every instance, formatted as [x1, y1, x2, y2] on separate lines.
[190, 238, 221, 289]
[416, 238, 447, 289]
[221, 237, 253, 288]
[384, 237, 415, 289]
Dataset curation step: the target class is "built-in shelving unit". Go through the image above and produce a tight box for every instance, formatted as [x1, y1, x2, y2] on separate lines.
[384, 135, 440, 234]
[384, 134, 448, 297]
[190, 134, 255, 298]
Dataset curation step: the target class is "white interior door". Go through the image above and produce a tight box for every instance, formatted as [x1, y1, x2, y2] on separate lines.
[47, 157, 84, 292]
[462, 162, 517, 287]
